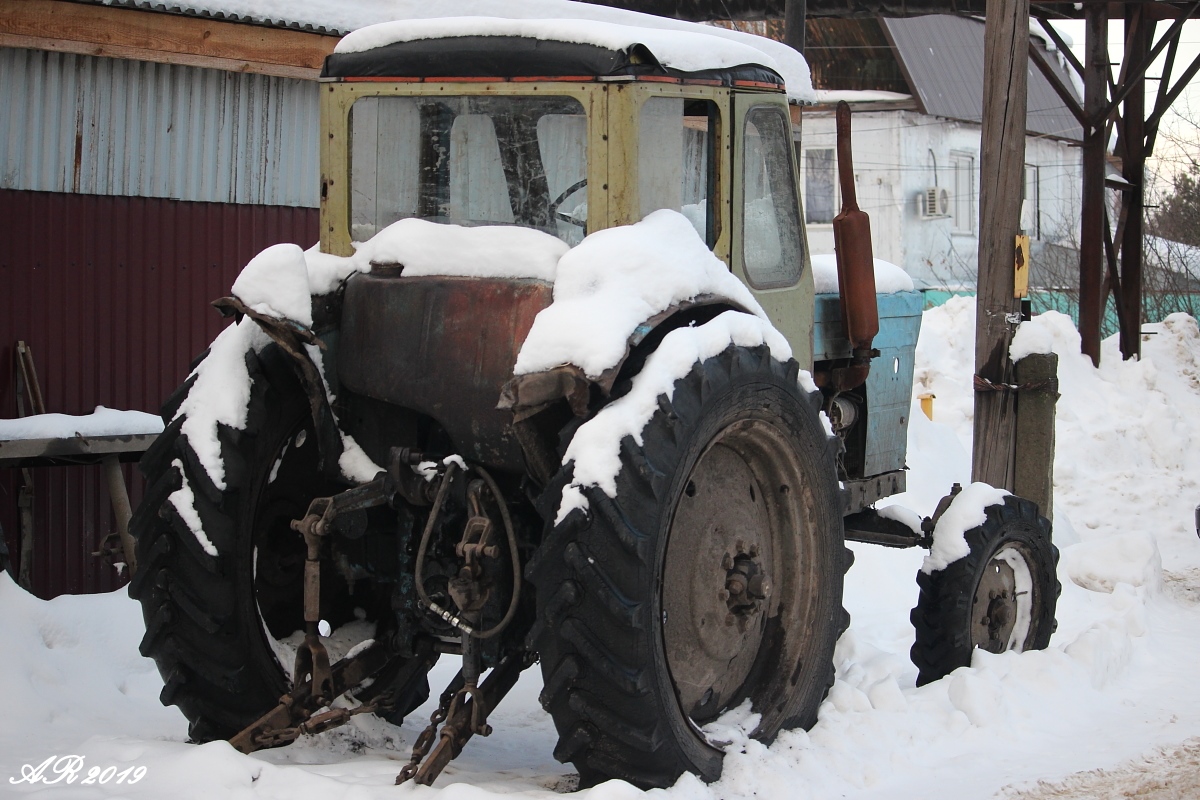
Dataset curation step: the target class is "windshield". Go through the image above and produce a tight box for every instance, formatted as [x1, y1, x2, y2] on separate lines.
[350, 95, 588, 246]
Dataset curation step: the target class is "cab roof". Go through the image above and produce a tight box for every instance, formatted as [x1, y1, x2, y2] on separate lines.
[322, 17, 785, 89]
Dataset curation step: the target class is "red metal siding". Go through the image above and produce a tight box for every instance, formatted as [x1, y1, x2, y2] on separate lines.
[0, 189, 319, 598]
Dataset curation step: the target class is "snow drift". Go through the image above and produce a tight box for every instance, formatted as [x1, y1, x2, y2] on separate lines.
[3, 303, 1200, 797]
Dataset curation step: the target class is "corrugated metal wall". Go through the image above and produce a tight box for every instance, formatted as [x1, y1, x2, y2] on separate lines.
[0, 189, 319, 598]
[0, 47, 320, 207]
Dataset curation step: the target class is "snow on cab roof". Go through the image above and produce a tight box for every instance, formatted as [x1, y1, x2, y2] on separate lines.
[332, 17, 783, 86]
[81, 0, 815, 102]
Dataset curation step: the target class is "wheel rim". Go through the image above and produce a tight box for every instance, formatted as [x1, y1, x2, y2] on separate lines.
[661, 417, 806, 733]
[971, 543, 1036, 653]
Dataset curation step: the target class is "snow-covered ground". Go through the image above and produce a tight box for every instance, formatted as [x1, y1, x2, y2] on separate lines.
[3, 301, 1199, 799]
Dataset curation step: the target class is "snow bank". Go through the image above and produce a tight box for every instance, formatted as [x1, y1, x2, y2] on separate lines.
[0, 571, 184, 743]
[920, 482, 1010, 574]
[810, 253, 915, 295]
[1064, 532, 1163, 595]
[516, 209, 769, 378]
[0, 406, 164, 440]
[4, 306, 1200, 798]
[338, 17, 780, 80]
[553, 310, 792, 523]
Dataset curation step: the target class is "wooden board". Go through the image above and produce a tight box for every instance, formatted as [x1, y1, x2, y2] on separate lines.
[0, 433, 158, 467]
[0, 0, 338, 79]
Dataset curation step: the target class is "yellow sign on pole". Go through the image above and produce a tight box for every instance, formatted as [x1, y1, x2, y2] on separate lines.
[1014, 234, 1030, 299]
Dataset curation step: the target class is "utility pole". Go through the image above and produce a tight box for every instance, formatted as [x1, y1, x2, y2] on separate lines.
[972, 0, 1029, 489]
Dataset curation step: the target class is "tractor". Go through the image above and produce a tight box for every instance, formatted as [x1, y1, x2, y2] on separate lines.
[129, 14, 1059, 790]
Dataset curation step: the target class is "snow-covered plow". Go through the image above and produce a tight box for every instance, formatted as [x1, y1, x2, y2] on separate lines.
[128, 10, 1059, 790]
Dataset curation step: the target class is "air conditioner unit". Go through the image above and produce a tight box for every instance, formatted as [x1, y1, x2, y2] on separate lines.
[920, 187, 951, 219]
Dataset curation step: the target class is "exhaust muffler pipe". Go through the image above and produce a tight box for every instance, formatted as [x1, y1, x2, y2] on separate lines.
[826, 100, 880, 391]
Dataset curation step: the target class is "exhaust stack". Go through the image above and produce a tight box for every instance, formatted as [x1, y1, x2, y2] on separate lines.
[828, 100, 880, 391]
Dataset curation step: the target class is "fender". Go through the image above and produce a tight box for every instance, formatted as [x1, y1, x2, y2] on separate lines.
[498, 295, 746, 486]
[213, 296, 346, 481]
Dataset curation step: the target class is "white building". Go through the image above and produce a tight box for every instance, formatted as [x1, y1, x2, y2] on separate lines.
[796, 16, 1084, 291]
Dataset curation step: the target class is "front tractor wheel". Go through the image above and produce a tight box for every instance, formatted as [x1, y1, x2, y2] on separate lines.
[909, 495, 1060, 686]
[530, 344, 849, 789]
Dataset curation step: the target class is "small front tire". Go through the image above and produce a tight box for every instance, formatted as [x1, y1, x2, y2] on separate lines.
[909, 495, 1059, 686]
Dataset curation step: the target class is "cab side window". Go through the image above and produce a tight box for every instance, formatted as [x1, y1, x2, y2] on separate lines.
[639, 97, 719, 247]
[742, 106, 803, 289]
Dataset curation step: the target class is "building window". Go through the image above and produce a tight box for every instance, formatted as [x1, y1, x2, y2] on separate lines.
[951, 152, 975, 233]
[805, 148, 836, 224]
[1022, 164, 1040, 239]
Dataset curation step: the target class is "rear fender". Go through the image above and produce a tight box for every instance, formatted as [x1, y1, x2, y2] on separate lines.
[499, 296, 745, 417]
[499, 297, 745, 487]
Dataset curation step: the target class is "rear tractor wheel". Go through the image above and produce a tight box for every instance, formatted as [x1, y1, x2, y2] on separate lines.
[130, 344, 429, 742]
[909, 495, 1060, 686]
[530, 343, 850, 789]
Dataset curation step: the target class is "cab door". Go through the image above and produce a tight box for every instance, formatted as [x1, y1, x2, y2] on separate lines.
[731, 94, 814, 367]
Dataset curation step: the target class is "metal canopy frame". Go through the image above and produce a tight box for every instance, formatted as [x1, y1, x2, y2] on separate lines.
[1028, 1, 1200, 362]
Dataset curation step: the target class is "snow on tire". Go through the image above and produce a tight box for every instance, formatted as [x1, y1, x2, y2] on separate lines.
[528, 343, 850, 789]
[909, 495, 1060, 687]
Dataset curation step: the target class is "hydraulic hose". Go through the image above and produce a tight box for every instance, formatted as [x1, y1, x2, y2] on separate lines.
[412, 461, 523, 640]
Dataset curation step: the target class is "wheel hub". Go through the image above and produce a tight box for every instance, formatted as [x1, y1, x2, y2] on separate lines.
[723, 549, 771, 620]
[971, 545, 1035, 654]
[662, 436, 778, 723]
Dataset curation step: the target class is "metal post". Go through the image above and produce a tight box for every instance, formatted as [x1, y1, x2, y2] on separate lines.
[1079, 2, 1108, 366]
[971, 0, 1029, 489]
[18, 478, 34, 591]
[102, 455, 138, 577]
[1013, 353, 1058, 520]
[784, 0, 806, 55]
[1119, 4, 1148, 360]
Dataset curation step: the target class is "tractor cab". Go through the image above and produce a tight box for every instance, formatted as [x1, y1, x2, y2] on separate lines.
[318, 20, 814, 363]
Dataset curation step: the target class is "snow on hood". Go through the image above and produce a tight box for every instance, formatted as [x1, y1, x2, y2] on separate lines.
[514, 209, 770, 379]
[810, 253, 915, 295]
[302, 218, 568, 297]
[139, 0, 816, 102]
[337, 17, 780, 79]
